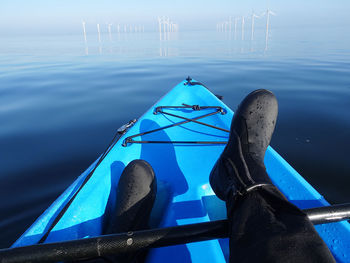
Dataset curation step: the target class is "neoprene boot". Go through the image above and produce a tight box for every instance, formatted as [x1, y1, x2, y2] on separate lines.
[209, 89, 278, 201]
[106, 159, 157, 234]
[104, 159, 157, 263]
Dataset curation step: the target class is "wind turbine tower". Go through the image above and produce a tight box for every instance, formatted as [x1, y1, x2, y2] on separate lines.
[97, 23, 102, 54]
[158, 17, 162, 40]
[229, 16, 232, 33]
[82, 21, 88, 55]
[241, 16, 245, 40]
[162, 17, 166, 37]
[82, 21, 87, 43]
[108, 23, 112, 41]
[165, 17, 170, 39]
[264, 9, 276, 50]
[97, 23, 101, 43]
[234, 17, 240, 40]
[251, 11, 259, 40]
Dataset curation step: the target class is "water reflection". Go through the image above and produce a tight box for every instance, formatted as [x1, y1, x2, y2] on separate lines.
[79, 32, 272, 57]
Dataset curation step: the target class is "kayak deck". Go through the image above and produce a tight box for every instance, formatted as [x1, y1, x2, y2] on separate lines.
[13, 80, 350, 262]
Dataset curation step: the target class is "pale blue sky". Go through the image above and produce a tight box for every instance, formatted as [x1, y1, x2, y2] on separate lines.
[0, 0, 349, 35]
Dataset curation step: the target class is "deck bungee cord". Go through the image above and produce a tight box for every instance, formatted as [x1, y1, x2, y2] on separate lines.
[123, 104, 229, 146]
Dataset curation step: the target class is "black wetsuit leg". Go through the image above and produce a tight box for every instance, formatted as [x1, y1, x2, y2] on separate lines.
[226, 185, 335, 263]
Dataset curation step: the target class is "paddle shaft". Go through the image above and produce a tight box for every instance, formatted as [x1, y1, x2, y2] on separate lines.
[1, 203, 350, 263]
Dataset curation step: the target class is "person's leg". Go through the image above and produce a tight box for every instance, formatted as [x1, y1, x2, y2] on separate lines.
[78, 160, 156, 263]
[227, 186, 335, 263]
[104, 159, 157, 263]
[210, 90, 335, 262]
[105, 159, 157, 234]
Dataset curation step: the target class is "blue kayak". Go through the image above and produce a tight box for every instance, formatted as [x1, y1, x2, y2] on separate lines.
[12, 79, 350, 262]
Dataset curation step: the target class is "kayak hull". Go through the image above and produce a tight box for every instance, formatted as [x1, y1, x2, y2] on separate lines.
[13, 80, 350, 262]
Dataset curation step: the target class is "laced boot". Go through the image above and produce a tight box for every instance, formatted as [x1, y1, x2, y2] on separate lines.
[210, 89, 278, 201]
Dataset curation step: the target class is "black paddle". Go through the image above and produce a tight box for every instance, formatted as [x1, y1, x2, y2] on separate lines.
[1, 203, 349, 263]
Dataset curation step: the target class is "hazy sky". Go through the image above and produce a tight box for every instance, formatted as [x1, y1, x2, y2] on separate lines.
[1, 0, 349, 35]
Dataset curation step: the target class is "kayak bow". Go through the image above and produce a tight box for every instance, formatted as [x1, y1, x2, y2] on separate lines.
[10, 78, 350, 262]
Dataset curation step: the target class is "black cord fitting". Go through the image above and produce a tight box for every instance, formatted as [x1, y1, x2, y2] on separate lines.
[185, 76, 193, 86]
[220, 108, 226, 115]
[122, 138, 132, 147]
[153, 107, 161, 114]
[192, 105, 201, 111]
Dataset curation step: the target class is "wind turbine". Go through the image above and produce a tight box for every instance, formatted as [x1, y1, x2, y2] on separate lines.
[82, 21, 88, 55]
[158, 17, 162, 40]
[229, 16, 232, 33]
[251, 11, 259, 40]
[263, 9, 276, 50]
[158, 17, 162, 32]
[107, 23, 112, 41]
[234, 17, 240, 40]
[82, 21, 87, 42]
[97, 23, 101, 43]
[97, 23, 102, 54]
[163, 17, 169, 40]
[116, 24, 120, 41]
[162, 17, 167, 38]
[166, 17, 170, 38]
[241, 16, 245, 40]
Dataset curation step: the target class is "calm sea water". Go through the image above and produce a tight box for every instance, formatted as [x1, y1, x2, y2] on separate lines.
[0, 27, 349, 248]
